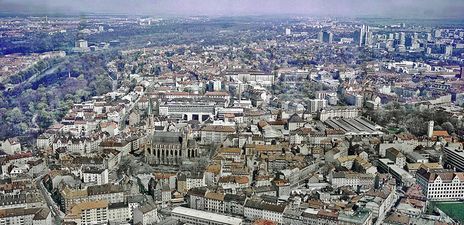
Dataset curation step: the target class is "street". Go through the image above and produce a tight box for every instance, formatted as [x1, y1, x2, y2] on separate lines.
[34, 172, 65, 224]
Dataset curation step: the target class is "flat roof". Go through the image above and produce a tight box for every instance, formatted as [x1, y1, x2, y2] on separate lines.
[171, 207, 242, 225]
[445, 147, 464, 157]
[325, 118, 383, 135]
[379, 158, 414, 179]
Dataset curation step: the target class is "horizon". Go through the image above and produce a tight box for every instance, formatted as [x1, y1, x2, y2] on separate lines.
[1, 0, 464, 19]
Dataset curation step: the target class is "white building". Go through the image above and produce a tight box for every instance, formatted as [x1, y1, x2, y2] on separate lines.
[329, 171, 375, 190]
[1, 138, 22, 155]
[224, 70, 275, 85]
[285, 28, 291, 36]
[133, 203, 158, 225]
[416, 168, 464, 200]
[0, 208, 51, 225]
[80, 167, 109, 185]
[444, 146, 464, 172]
[244, 199, 286, 224]
[317, 108, 359, 121]
[172, 206, 242, 225]
[108, 203, 131, 223]
[309, 99, 327, 113]
[186, 173, 206, 191]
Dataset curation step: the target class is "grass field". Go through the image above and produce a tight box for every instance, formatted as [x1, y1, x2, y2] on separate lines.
[434, 202, 464, 223]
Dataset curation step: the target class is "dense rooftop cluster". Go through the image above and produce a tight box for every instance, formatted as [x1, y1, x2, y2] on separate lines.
[0, 15, 464, 225]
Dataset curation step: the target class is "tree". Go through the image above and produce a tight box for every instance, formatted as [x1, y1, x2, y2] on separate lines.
[405, 117, 426, 136]
[37, 111, 54, 130]
[442, 122, 455, 134]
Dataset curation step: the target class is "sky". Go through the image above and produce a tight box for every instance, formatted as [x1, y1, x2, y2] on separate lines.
[1, 0, 463, 18]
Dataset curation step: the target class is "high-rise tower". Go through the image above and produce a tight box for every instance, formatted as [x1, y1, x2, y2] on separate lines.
[428, 121, 434, 138]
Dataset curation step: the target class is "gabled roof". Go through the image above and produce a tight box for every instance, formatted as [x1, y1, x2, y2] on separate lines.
[288, 113, 304, 123]
[432, 130, 450, 137]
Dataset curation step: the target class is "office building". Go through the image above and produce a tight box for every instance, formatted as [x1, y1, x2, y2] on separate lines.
[285, 28, 291, 36]
[444, 146, 464, 172]
[399, 32, 406, 46]
[355, 25, 370, 47]
[319, 31, 333, 44]
[445, 45, 453, 56]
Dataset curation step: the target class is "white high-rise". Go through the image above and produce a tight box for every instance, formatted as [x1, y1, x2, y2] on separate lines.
[309, 99, 327, 113]
[428, 121, 434, 138]
[285, 28, 291, 36]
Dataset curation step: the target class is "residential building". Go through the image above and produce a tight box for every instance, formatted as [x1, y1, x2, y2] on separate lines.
[64, 200, 108, 225]
[244, 199, 286, 224]
[172, 206, 243, 225]
[133, 203, 159, 225]
[201, 125, 236, 144]
[0, 208, 51, 225]
[416, 168, 464, 200]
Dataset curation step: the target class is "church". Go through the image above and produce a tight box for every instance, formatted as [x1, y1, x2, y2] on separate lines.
[145, 131, 200, 165]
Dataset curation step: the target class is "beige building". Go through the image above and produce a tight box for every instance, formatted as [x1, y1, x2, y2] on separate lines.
[65, 200, 108, 225]
[59, 184, 125, 213]
[200, 125, 236, 144]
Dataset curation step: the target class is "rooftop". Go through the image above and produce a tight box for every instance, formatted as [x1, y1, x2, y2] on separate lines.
[172, 206, 242, 225]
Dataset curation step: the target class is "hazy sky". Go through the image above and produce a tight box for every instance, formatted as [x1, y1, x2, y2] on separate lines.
[1, 0, 463, 18]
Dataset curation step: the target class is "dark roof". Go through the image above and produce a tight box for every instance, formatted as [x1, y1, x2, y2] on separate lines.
[224, 193, 246, 204]
[288, 113, 304, 123]
[108, 202, 128, 209]
[138, 203, 156, 214]
[152, 132, 183, 144]
[244, 199, 286, 213]
[187, 187, 207, 197]
[32, 208, 50, 220]
[87, 184, 124, 195]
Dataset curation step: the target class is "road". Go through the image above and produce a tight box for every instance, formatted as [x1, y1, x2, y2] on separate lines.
[119, 89, 144, 130]
[35, 172, 65, 224]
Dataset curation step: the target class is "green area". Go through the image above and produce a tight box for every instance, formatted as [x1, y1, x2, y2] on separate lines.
[0, 51, 117, 143]
[364, 102, 464, 137]
[434, 202, 464, 223]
